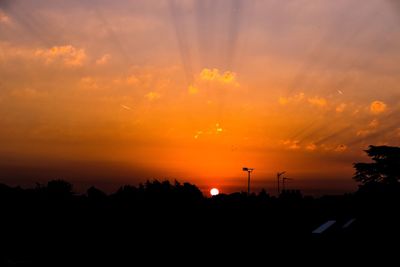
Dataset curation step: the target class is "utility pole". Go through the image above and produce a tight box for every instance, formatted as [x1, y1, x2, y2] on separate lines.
[277, 171, 286, 195]
[242, 167, 254, 195]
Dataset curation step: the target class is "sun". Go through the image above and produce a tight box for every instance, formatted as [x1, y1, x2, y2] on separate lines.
[210, 188, 219, 196]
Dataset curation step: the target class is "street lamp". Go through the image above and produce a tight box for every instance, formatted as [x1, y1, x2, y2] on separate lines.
[277, 171, 286, 195]
[242, 167, 254, 195]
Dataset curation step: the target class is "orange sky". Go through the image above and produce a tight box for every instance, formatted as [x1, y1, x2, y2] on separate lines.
[1, 0, 400, 195]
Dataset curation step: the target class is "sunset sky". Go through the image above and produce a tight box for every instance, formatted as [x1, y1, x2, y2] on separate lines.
[1, 0, 400, 195]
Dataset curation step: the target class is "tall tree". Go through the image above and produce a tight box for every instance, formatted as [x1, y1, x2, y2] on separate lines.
[353, 145, 400, 185]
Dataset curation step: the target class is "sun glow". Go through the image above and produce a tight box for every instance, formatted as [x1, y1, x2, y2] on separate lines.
[210, 188, 220, 196]
[0, 0, 396, 195]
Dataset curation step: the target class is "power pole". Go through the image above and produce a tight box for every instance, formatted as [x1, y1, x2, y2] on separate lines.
[248, 171, 251, 195]
[277, 171, 286, 195]
[243, 167, 254, 195]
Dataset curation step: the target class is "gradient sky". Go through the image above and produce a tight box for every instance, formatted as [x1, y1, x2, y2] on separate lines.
[1, 0, 400, 195]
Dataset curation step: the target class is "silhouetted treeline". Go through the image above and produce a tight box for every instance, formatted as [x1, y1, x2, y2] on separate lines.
[1, 145, 400, 265]
[0, 178, 400, 265]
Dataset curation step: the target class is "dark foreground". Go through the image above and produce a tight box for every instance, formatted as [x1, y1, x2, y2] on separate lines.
[1, 180, 400, 265]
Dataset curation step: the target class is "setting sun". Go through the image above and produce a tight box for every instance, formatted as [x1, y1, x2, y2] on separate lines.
[210, 188, 220, 196]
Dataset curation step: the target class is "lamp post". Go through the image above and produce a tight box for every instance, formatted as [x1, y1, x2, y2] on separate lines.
[242, 167, 254, 195]
[277, 171, 286, 195]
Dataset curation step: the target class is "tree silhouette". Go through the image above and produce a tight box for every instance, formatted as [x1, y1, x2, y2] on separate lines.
[46, 179, 74, 199]
[87, 186, 108, 204]
[353, 145, 400, 186]
[258, 188, 270, 201]
[111, 184, 140, 207]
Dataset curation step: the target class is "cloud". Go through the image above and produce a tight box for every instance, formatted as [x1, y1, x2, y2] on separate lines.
[96, 54, 111, 65]
[219, 71, 237, 84]
[0, 43, 87, 70]
[199, 68, 239, 86]
[334, 144, 347, 152]
[215, 123, 223, 133]
[188, 84, 198, 94]
[35, 45, 87, 67]
[356, 118, 380, 137]
[278, 92, 305, 105]
[370, 100, 387, 114]
[318, 144, 347, 152]
[200, 68, 219, 81]
[306, 143, 317, 151]
[356, 129, 372, 137]
[0, 42, 32, 60]
[0, 12, 11, 24]
[282, 139, 301, 150]
[125, 75, 140, 85]
[80, 76, 98, 90]
[188, 68, 239, 94]
[368, 119, 379, 128]
[193, 123, 225, 139]
[335, 103, 346, 113]
[10, 87, 47, 98]
[194, 130, 203, 139]
[278, 97, 288, 105]
[145, 92, 161, 101]
[282, 139, 349, 153]
[308, 96, 327, 108]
